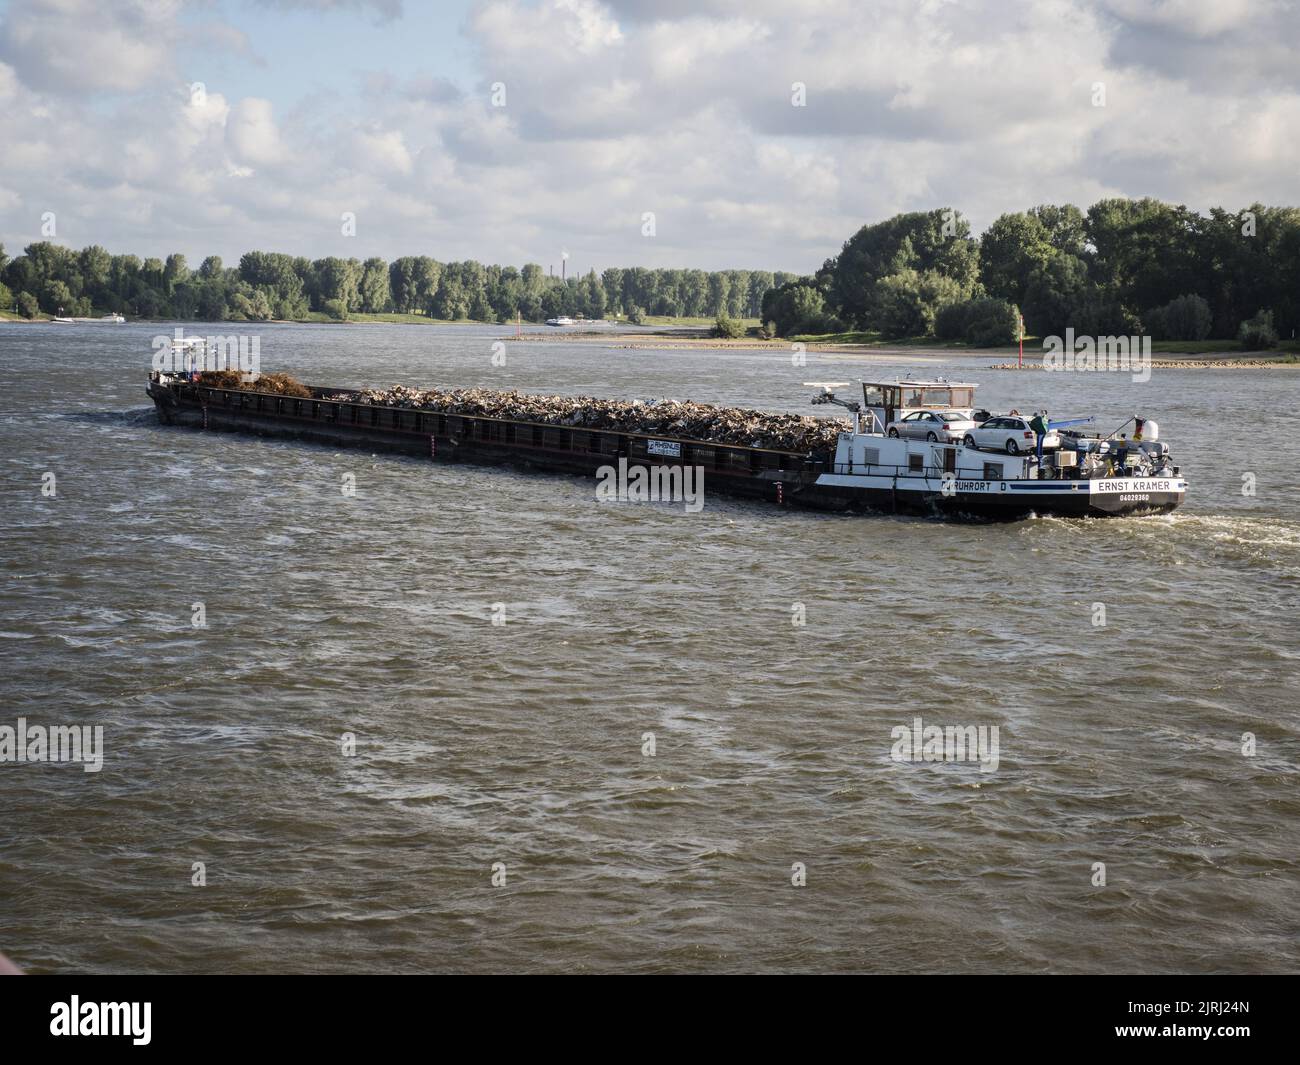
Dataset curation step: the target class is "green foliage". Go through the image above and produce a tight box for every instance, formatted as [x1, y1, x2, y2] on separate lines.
[1238, 309, 1278, 350]
[1021, 253, 1130, 338]
[322, 298, 348, 321]
[764, 198, 1300, 345]
[978, 213, 1054, 305]
[821, 208, 979, 329]
[711, 314, 745, 338]
[762, 279, 838, 337]
[935, 297, 1021, 346]
[626, 305, 646, 325]
[16, 290, 39, 318]
[1144, 294, 1212, 340]
[0, 280, 11, 312]
[865, 269, 967, 339]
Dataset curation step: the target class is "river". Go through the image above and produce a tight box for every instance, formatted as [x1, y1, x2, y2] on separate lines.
[1, 321, 1297, 973]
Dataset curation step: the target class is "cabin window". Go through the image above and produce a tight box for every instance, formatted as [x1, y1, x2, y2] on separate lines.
[907, 454, 924, 473]
[862, 447, 880, 466]
[983, 462, 1001, 480]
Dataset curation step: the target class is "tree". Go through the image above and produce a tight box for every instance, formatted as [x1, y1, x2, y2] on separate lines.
[1022, 253, 1130, 338]
[1028, 204, 1086, 256]
[935, 297, 1020, 346]
[17, 291, 39, 318]
[389, 257, 418, 313]
[762, 279, 833, 336]
[978, 213, 1055, 305]
[578, 270, 606, 319]
[745, 271, 774, 317]
[78, 245, 112, 305]
[312, 257, 361, 313]
[864, 269, 966, 339]
[43, 278, 73, 313]
[1239, 309, 1278, 350]
[1144, 294, 1212, 340]
[711, 314, 745, 338]
[412, 257, 442, 315]
[358, 257, 391, 313]
[706, 272, 730, 316]
[601, 267, 624, 315]
[163, 253, 189, 294]
[822, 209, 979, 328]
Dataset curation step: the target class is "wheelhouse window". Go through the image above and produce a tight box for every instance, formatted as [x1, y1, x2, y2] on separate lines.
[908, 454, 924, 473]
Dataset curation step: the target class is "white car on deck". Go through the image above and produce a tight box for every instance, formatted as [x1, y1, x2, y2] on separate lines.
[963, 415, 1059, 454]
[885, 409, 976, 443]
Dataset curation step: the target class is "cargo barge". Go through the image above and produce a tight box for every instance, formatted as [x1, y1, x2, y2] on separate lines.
[145, 372, 1186, 519]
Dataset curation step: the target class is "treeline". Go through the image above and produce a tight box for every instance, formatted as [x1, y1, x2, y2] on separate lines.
[0, 241, 795, 324]
[762, 199, 1300, 347]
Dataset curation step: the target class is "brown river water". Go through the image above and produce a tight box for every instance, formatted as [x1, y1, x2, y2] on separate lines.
[1, 321, 1297, 974]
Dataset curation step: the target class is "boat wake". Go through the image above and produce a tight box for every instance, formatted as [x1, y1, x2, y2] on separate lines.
[61, 408, 159, 427]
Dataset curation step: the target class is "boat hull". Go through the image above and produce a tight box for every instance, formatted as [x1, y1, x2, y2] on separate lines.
[146, 379, 1185, 520]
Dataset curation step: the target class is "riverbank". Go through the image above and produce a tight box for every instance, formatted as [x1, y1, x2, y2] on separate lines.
[508, 328, 1300, 367]
[7, 312, 1296, 367]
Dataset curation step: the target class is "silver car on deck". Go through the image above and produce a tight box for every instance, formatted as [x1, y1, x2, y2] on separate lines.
[885, 409, 976, 443]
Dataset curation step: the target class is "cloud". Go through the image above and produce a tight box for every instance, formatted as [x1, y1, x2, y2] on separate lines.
[252, 0, 404, 19]
[0, 0, 183, 94]
[0, 0, 1297, 273]
[225, 98, 287, 168]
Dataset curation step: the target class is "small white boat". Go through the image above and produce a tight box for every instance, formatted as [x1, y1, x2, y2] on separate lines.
[100, 313, 125, 323]
[545, 316, 579, 327]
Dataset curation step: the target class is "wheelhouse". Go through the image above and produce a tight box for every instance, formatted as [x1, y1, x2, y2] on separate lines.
[861, 380, 977, 433]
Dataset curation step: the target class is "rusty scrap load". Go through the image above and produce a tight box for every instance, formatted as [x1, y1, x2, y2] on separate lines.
[326, 384, 849, 453]
[196, 370, 312, 397]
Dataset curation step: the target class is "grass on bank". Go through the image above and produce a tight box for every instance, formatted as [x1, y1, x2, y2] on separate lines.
[787, 328, 1300, 356]
[787, 329, 1020, 350]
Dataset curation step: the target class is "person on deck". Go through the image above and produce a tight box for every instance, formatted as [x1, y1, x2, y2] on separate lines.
[1029, 410, 1048, 466]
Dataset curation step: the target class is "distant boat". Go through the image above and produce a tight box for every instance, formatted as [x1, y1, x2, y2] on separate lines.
[51, 313, 126, 323]
[545, 316, 579, 327]
[100, 313, 125, 323]
[52, 316, 75, 324]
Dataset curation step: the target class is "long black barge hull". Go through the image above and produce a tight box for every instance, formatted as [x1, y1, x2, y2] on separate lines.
[145, 381, 1182, 520]
[148, 380, 824, 506]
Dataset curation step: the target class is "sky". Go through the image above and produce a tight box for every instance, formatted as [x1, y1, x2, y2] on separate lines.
[0, 0, 1296, 275]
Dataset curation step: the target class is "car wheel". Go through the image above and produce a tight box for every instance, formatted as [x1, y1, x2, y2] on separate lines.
[926, 431, 939, 442]
[887, 428, 899, 438]
[963, 435, 976, 448]
[1006, 439, 1019, 454]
